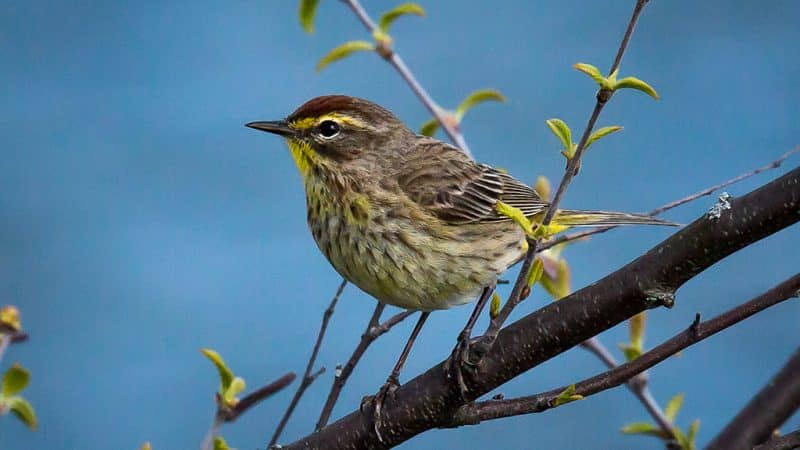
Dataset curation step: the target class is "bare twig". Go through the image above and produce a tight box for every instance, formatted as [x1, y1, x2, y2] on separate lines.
[447, 273, 800, 426]
[203, 372, 296, 450]
[541, 145, 800, 251]
[0, 335, 10, 365]
[485, 0, 651, 339]
[341, 0, 472, 156]
[580, 337, 674, 436]
[269, 279, 347, 446]
[706, 346, 800, 450]
[316, 303, 414, 430]
[221, 372, 297, 423]
[753, 430, 800, 450]
[543, 0, 648, 225]
[10, 331, 28, 343]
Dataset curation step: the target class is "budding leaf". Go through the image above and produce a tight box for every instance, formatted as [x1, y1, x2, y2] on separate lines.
[585, 125, 623, 150]
[621, 421, 669, 438]
[574, 62, 605, 85]
[201, 348, 234, 393]
[686, 419, 700, 449]
[298, 0, 321, 34]
[665, 393, 684, 423]
[455, 89, 506, 121]
[540, 259, 571, 300]
[619, 343, 642, 362]
[614, 76, 659, 99]
[674, 426, 693, 450]
[0, 305, 21, 332]
[223, 376, 246, 407]
[2, 364, 30, 397]
[213, 436, 235, 450]
[526, 258, 544, 288]
[629, 311, 646, 346]
[496, 201, 534, 236]
[419, 118, 440, 137]
[554, 384, 583, 406]
[545, 118, 573, 154]
[7, 396, 37, 430]
[534, 175, 551, 201]
[378, 2, 425, 33]
[316, 40, 375, 72]
[489, 292, 501, 319]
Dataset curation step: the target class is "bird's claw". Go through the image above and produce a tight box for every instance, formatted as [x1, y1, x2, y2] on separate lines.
[446, 334, 481, 401]
[370, 377, 399, 444]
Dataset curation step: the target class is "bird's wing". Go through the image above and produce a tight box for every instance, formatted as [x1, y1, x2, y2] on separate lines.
[396, 138, 549, 224]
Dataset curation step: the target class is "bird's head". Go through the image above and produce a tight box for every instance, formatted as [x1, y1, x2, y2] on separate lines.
[247, 95, 415, 178]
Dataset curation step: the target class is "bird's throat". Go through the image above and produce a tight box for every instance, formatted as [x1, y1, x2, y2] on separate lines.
[286, 139, 320, 179]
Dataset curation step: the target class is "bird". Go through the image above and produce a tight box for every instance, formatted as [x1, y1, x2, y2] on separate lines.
[246, 95, 675, 437]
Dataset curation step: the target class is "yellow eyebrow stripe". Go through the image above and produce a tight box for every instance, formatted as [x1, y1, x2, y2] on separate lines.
[291, 113, 368, 130]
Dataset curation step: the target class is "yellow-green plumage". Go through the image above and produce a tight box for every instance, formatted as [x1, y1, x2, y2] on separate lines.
[248, 95, 674, 312]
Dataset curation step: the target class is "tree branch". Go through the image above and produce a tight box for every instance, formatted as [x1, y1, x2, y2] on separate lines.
[541, 145, 800, 251]
[446, 273, 800, 426]
[753, 430, 800, 450]
[341, 0, 472, 155]
[204, 372, 296, 450]
[706, 346, 800, 450]
[315, 303, 415, 430]
[554, 146, 799, 442]
[484, 0, 651, 339]
[269, 279, 347, 446]
[580, 337, 674, 436]
[219, 372, 297, 423]
[281, 164, 800, 449]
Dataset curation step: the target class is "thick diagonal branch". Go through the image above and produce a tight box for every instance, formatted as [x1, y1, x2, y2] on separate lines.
[446, 273, 800, 425]
[281, 165, 800, 449]
[753, 430, 800, 450]
[706, 346, 800, 450]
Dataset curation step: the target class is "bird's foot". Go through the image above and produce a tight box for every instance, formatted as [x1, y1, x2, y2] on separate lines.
[446, 332, 491, 402]
[364, 376, 400, 444]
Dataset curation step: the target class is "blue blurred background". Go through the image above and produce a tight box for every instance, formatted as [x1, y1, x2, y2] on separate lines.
[2, 1, 799, 449]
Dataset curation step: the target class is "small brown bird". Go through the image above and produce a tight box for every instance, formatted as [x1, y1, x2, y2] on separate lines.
[247, 95, 674, 436]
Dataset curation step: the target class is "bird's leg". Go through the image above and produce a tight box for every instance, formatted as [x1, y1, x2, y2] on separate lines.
[371, 311, 430, 444]
[447, 284, 495, 400]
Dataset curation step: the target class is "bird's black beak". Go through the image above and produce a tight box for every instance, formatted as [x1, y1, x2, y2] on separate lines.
[245, 120, 295, 137]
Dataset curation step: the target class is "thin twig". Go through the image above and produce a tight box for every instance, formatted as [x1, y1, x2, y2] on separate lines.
[580, 337, 674, 436]
[316, 304, 414, 430]
[541, 145, 800, 251]
[219, 372, 297, 423]
[485, 0, 651, 339]
[543, 0, 648, 225]
[201, 416, 222, 450]
[202, 372, 296, 450]
[446, 273, 800, 426]
[269, 279, 347, 446]
[341, 0, 472, 156]
[10, 331, 28, 343]
[0, 335, 10, 365]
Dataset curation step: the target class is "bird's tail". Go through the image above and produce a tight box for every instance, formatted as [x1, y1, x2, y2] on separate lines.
[553, 209, 678, 227]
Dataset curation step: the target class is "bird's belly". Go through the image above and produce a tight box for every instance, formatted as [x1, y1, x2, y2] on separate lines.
[308, 202, 526, 311]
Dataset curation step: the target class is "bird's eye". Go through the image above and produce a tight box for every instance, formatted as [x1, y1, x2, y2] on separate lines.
[318, 120, 340, 138]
